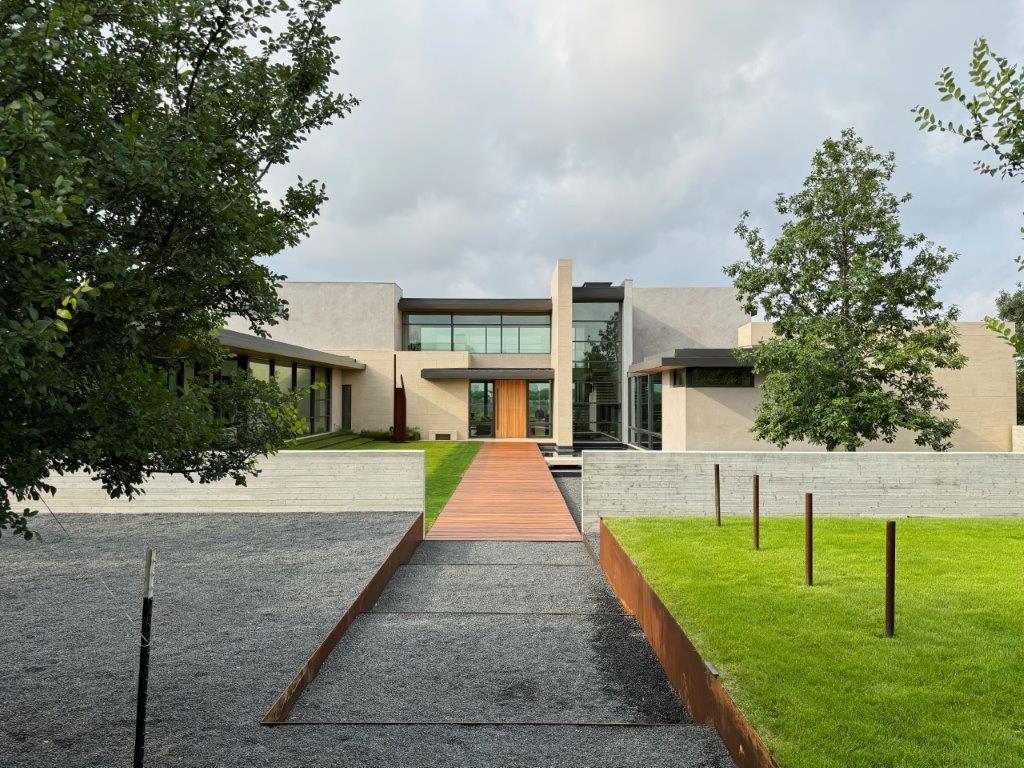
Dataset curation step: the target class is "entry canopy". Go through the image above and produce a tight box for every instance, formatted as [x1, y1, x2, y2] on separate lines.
[628, 347, 754, 375]
[421, 367, 554, 381]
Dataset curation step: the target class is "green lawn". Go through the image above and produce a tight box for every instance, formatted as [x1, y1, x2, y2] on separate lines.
[606, 516, 1024, 768]
[288, 433, 481, 530]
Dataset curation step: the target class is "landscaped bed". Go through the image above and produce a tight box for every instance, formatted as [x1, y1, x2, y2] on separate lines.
[606, 516, 1024, 768]
[289, 433, 481, 529]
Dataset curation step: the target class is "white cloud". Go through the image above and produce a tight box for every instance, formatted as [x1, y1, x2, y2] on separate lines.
[264, 0, 1024, 309]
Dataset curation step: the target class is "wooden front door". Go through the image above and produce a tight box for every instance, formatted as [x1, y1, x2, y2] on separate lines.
[495, 379, 527, 438]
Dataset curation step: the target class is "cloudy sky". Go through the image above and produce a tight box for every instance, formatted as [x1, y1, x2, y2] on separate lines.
[266, 0, 1024, 318]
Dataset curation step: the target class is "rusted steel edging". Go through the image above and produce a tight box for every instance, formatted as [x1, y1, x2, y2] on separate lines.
[599, 520, 778, 768]
[261, 513, 424, 725]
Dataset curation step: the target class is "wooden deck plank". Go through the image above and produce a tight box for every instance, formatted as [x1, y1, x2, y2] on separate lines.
[426, 443, 581, 541]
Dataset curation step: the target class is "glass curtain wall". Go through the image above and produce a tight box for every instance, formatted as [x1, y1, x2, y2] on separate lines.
[243, 358, 334, 436]
[572, 302, 621, 441]
[404, 314, 550, 353]
[629, 374, 662, 449]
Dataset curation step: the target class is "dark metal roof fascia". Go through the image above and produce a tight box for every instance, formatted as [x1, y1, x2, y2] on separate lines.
[217, 329, 365, 370]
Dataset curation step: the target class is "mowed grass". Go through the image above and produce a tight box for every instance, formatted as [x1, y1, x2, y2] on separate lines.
[606, 516, 1024, 768]
[289, 433, 481, 530]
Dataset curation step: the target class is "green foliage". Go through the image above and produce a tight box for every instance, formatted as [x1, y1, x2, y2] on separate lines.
[994, 291, 1024, 423]
[725, 129, 965, 451]
[914, 38, 1024, 357]
[1, 1, 357, 538]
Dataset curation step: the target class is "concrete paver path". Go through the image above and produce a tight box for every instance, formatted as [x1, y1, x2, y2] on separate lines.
[291, 540, 734, 766]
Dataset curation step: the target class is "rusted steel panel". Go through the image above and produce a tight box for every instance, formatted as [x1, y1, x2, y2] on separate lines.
[261, 513, 424, 725]
[599, 521, 778, 768]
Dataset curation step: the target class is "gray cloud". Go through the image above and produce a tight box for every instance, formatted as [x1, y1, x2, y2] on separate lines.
[265, 0, 1024, 318]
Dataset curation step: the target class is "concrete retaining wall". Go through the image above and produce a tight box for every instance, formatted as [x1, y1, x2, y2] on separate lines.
[582, 450, 1024, 532]
[26, 451, 424, 514]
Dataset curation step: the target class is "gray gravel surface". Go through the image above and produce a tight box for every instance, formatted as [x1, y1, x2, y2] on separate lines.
[2, 517, 734, 767]
[554, 475, 582, 528]
[0, 512, 418, 768]
[373, 563, 622, 613]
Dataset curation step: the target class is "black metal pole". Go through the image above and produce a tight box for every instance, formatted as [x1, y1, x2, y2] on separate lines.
[885, 521, 896, 637]
[804, 493, 813, 586]
[134, 548, 156, 768]
[752, 474, 760, 550]
[714, 463, 721, 526]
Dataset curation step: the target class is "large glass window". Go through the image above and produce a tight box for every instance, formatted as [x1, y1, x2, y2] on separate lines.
[247, 357, 271, 383]
[295, 365, 312, 426]
[469, 381, 495, 437]
[572, 302, 621, 441]
[313, 368, 331, 434]
[528, 381, 552, 437]
[629, 374, 662, 449]
[404, 313, 550, 353]
[274, 361, 294, 391]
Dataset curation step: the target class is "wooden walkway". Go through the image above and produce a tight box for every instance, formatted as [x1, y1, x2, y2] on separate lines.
[426, 443, 581, 541]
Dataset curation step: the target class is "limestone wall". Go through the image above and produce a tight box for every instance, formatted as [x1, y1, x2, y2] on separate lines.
[27, 451, 424, 514]
[582, 449, 1024, 533]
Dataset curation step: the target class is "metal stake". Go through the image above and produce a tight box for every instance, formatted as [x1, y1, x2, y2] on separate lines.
[134, 548, 156, 768]
[885, 520, 896, 637]
[714, 463, 721, 526]
[804, 493, 813, 586]
[752, 474, 760, 550]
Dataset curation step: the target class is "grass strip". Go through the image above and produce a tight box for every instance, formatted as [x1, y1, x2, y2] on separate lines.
[607, 515, 1024, 768]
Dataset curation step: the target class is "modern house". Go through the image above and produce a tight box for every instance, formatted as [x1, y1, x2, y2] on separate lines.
[222, 259, 1018, 452]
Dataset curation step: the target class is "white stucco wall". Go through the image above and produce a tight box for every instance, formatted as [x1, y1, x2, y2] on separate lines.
[26, 451, 424, 514]
[581, 450, 1024, 533]
[225, 281, 403, 351]
[631, 287, 749, 363]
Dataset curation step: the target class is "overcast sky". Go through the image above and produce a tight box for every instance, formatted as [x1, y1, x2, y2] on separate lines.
[265, 0, 1024, 318]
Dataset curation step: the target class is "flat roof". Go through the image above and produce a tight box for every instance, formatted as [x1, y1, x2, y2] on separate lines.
[218, 329, 365, 370]
[399, 298, 551, 313]
[421, 367, 554, 381]
[628, 347, 753, 375]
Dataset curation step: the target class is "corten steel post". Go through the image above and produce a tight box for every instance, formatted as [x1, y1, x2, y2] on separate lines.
[885, 520, 896, 637]
[714, 464, 721, 526]
[804, 493, 813, 586]
[134, 548, 156, 768]
[752, 474, 760, 550]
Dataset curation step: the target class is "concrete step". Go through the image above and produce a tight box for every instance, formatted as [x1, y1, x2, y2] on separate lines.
[410, 540, 593, 565]
[372, 563, 624, 614]
[290, 612, 685, 725]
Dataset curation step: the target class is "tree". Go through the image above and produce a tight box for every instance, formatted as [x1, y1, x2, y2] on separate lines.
[995, 290, 1024, 424]
[1, 2, 357, 539]
[913, 37, 1024, 357]
[724, 129, 966, 451]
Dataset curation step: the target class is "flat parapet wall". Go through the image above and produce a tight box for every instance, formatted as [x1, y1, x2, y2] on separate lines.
[582, 450, 1024, 533]
[25, 451, 424, 514]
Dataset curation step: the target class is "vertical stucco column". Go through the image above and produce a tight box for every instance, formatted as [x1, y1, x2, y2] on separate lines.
[550, 259, 574, 450]
[620, 278, 633, 443]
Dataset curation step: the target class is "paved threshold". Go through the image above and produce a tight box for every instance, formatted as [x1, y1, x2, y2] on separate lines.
[287, 540, 735, 767]
[427, 443, 581, 541]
